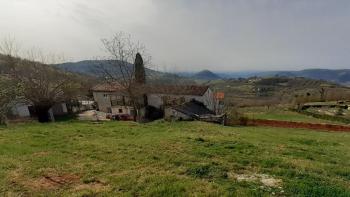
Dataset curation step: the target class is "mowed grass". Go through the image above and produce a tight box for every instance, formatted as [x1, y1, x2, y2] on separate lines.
[241, 107, 343, 124]
[0, 121, 349, 196]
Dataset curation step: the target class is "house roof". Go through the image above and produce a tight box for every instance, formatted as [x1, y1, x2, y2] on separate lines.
[148, 85, 209, 96]
[172, 100, 215, 117]
[92, 83, 210, 96]
[91, 83, 124, 92]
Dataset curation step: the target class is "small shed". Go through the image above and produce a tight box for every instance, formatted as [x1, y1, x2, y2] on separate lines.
[165, 100, 215, 121]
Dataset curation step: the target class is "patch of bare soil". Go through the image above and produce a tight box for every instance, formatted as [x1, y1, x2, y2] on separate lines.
[78, 110, 109, 121]
[30, 172, 80, 190]
[9, 169, 80, 191]
[32, 151, 50, 157]
[228, 172, 282, 188]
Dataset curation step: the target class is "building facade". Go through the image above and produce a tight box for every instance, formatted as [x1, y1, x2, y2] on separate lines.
[92, 83, 136, 116]
[92, 84, 216, 118]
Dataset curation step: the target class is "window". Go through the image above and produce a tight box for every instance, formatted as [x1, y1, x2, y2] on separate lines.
[103, 94, 109, 98]
[107, 107, 112, 113]
[124, 96, 132, 105]
[116, 96, 123, 100]
[118, 109, 123, 113]
[111, 95, 125, 106]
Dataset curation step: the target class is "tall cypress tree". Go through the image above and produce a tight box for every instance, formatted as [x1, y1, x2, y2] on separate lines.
[134, 53, 145, 84]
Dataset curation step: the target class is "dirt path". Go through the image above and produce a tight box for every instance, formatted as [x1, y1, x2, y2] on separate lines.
[77, 110, 109, 121]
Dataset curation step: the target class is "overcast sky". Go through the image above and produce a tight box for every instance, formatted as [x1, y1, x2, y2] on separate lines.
[1, 0, 350, 71]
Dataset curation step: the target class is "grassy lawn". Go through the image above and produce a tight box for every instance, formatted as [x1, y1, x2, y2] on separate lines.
[241, 107, 344, 124]
[0, 121, 349, 196]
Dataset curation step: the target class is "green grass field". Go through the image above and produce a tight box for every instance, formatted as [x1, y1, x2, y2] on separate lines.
[0, 121, 349, 196]
[241, 107, 345, 124]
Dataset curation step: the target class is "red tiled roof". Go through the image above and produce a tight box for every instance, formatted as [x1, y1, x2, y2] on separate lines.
[91, 83, 124, 92]
[147, 85, 209, 96]
[91, 83, 209, 96]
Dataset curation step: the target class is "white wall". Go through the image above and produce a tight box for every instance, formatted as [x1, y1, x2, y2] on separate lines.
[93, 88, 216, 114]
[202, 89, 215, 111]
[93, 92, 112, 113]
[11, 102, 72, 118]
[93, 91, 135, 115]
[147, 94, 163, 109]
[111, 106, 134, 115]
[51, 103, 68, 116]
[11, 104, 30, 117]
[147, 89, 215, 111]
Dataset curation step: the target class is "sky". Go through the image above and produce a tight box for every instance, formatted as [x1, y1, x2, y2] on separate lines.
[0, 0, 350, 72]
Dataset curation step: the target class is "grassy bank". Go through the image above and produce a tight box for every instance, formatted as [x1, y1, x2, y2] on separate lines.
[0, 121, 349, 196]
[241, 106, 345, 124]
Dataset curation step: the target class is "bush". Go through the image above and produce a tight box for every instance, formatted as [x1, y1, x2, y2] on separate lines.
[226, 108, 249, 126]
[336, 108, 344, 116]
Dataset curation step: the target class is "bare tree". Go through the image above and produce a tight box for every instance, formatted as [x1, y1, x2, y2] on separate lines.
[0, 77, 22, 125]
[0, 38, 22, 125]
[1, 39, 83, 122]
[319, 87, 326, 102]
[97, 32, 151, 121]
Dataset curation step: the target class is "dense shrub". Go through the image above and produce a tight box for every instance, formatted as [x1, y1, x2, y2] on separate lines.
[226, 108, 250, 126]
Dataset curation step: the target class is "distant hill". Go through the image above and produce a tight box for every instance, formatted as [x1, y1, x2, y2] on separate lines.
[192, 70, 221, 80]
[215, 69, 350, 85]
[55, 60, 133, 77]
[273, 69, 350, 85]
[55, 60, 196, 85]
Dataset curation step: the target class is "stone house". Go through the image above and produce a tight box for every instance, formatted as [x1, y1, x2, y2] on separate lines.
[92, 83, 136, 116]
[147, 85, 215, 111]
[91, 83, 216, 118]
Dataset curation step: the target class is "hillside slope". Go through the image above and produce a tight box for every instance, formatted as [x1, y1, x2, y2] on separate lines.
[209, 76, 350, 106]
[259, 69, 350, 85]
[217, 69, 350, 85]
[0, 121, 349, 196]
